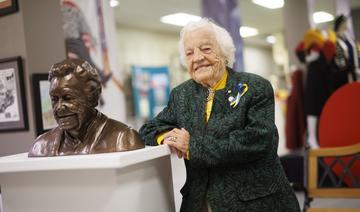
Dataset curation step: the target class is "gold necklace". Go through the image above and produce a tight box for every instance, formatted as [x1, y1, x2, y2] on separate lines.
[207, 88, 215, 101]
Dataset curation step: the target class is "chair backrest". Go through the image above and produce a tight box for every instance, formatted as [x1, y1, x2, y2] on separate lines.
[305, 83, 360, 212]
[307, 143, 360, 198]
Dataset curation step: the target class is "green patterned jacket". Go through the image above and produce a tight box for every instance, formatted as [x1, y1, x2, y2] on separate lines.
[139, 68, 300, 212]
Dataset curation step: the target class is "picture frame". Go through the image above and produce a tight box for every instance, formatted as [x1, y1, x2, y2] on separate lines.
[0, 0, 18, 17]
[32, 73, 57, 136]
[0, 56, 28, 132]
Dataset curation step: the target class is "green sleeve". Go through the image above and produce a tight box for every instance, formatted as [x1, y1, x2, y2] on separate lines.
[139, 90, 179, 146]
[189, 80, 278, 167]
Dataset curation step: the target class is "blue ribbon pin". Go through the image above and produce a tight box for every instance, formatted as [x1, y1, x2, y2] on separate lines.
[227, 82, 248, 108]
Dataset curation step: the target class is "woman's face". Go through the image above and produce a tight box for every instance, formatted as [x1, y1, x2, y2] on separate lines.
[183, 28, 226, 87]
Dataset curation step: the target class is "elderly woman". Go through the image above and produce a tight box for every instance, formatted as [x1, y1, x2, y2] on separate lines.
[139, 19, 300, 212]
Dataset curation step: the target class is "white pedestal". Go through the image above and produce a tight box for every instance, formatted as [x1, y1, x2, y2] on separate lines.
[0, 146, 176, 212]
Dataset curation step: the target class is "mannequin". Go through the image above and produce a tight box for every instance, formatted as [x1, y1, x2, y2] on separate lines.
[303, 28, 337, 148]
[303, 16, 359, 148]
[306, 116, 319, 148]
[333, 15, 359, 88]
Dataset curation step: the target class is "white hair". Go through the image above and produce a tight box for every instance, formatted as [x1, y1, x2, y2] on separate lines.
[179, 18, 236, 68]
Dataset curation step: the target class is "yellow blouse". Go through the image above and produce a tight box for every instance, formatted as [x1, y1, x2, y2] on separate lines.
[205, 70, 228, 121]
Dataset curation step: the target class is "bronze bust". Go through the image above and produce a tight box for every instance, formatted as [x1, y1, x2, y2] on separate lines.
[28, 59, 144, 157]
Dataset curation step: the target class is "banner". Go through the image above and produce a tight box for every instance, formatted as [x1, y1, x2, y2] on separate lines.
[202, 0, 244, 72]
[61, 0, 125, 121]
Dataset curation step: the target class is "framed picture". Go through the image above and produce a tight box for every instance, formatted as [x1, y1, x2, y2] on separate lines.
[0, 0, 18, 17]
[32, 73, 57, 136]
[0, 56, 28, 132]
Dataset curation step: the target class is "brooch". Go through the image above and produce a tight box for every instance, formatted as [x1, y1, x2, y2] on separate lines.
[227, 82, 248, 108]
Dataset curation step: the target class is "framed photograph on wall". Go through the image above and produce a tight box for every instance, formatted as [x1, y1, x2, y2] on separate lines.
[0, 56, 28, 132]
[0, 0, 18, 17]
[32, 73, 57, 136]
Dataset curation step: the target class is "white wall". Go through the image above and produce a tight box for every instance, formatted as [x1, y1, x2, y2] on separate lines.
[117, 26, 190, 87]
[243, 45, 277, 78]
[117, 27, 178, 67]
[116, 26, 278, 84]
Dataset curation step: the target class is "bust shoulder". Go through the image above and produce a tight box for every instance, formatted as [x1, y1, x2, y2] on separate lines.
[28, 127, 62, 157]
[99, 117, 145, 151]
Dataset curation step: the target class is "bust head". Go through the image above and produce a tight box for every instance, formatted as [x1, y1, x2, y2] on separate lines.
[48, 59, 101, 137]
[28, 58, 145, 157]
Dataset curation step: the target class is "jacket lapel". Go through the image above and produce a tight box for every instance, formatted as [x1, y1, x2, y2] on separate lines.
[210, 68, 238, 119]
[192, 82, 208, 131]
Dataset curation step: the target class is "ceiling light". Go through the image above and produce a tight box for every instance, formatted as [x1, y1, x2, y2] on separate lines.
[239, 26, 258, 38]
[266, 35, 276, 44]
[160, 13, 201, 27]
[313, 11, 334, 23]
[252, 0, 284, 9]
[109, 0, 119, 7]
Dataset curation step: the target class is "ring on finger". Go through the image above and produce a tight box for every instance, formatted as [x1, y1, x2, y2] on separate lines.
[169, 136, 177, 142]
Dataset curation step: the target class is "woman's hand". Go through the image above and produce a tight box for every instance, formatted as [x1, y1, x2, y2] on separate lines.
[163, 128, 190, 159]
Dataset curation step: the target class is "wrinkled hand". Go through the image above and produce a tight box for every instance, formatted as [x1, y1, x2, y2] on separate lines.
[163, 128, 190, 159]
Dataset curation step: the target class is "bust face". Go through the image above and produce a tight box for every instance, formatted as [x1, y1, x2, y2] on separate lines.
[49, 73, 94, 135]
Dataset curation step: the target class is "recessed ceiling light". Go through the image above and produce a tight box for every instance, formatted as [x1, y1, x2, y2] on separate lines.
[239, 26, 258, 38]
[252, 0, 284, 9]
[266, 35, 276, 44]
[160, 13, 201, 27]
[313, 11, 334, 23]
[109, 0, 119, 7]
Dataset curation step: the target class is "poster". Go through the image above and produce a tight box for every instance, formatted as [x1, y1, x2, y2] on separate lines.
[132, 66, 171, 120]
[61, 0, 125, 121]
